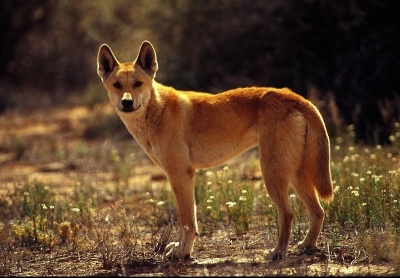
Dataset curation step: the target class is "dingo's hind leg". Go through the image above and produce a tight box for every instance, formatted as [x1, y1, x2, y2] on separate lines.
[258, 107, 307, 260]
[263, 173, 293, 260]
[291, 172, 324, 251]
[259, 148, 294, 260]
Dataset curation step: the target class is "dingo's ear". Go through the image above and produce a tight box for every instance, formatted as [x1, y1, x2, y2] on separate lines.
[135, 41, 158, 78]
[97, 44, 119, 80]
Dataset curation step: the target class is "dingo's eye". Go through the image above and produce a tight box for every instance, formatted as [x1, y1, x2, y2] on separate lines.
[134, 81, 142, 88]
[113, 82, 122, 89]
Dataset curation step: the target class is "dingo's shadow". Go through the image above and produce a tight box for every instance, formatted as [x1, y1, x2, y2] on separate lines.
[91, 252, 328, 276]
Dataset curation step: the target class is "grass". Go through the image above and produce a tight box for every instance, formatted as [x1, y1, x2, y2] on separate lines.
[1, 121, 400, 275]
[326, 129, 400, 265]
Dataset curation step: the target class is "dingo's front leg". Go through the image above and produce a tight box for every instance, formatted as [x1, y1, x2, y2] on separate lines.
[164, 168, 198, 259]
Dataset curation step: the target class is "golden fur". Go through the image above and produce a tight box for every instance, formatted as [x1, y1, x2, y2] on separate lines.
[97, 40, 333, 260]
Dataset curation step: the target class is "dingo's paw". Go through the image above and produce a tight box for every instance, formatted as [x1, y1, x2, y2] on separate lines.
[265, 248, 285, 261]
[165, 242, 191, 260]
[295, 242, 318, 255]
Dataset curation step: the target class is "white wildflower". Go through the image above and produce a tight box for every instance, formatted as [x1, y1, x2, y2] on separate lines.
[206, 170, 213, 177]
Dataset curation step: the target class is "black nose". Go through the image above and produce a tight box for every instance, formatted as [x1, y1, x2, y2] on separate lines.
[122, 98, 133, 108]
[121, 93, 133, 108]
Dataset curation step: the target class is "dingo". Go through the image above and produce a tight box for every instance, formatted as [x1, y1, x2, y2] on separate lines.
[97, 41, 333, 260]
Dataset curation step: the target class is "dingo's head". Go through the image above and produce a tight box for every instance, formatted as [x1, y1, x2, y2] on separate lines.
[97, 41, 158, 114]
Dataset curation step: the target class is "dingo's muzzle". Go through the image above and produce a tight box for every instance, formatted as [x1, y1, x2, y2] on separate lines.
[119, 92, 140, 112]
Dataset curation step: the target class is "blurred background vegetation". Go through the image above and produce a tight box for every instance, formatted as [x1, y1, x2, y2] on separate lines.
[1, 0, 399, 144]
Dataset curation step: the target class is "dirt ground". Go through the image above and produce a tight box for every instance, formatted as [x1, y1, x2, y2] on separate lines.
[0, 102, 397, 276]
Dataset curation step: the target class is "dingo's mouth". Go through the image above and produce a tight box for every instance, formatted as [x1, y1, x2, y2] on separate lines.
[118, 103, 141, 113]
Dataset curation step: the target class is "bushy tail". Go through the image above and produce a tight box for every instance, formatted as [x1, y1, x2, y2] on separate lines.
[299, 101, 334, 202]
